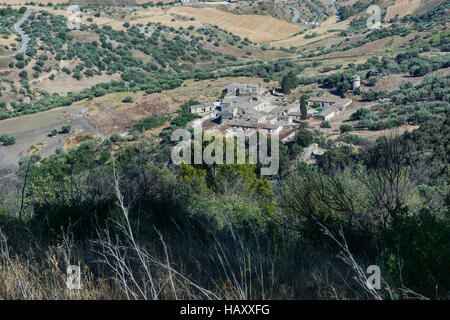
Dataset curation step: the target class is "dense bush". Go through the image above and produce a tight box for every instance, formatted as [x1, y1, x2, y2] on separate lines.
[0, 134, 15, 146]
[131, 115, 170, 132]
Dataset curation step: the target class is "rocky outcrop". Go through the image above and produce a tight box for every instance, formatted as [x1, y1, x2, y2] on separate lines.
[290, 143, 327, 170]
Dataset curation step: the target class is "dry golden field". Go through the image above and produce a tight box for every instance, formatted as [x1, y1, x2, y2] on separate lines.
[5, 2, 301, 44]
[34, 72, 122, 95]
[385, 0, 445, 20]
[271, 16, 350, 48]
[167, 6, 302, 43]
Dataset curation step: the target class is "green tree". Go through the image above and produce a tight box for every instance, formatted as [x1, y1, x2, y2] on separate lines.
[281, 71, 298, 95]
[49, 129, 58, 137]
[320, 121, 331, 128]
[0, 134, 15, 146]
[109, 133, 121, 143]
[300, 94, 308, 120]
[122, 96, 133, 103]
[340, 124, 354, 133]
[60, 124, 71, 134]
[295, 128, 314, 147]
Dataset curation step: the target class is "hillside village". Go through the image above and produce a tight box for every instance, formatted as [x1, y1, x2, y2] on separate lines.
[188, 82, 353, 142]
[0, 0, 448, 303]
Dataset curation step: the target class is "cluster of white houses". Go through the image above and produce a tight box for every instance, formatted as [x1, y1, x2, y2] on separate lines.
[307, 97, 353, 121]
[188, 82, 352, 140]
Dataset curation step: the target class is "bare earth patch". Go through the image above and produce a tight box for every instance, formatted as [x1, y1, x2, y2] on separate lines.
[35, 72, 121, 95]
[86, 92, 177, 135]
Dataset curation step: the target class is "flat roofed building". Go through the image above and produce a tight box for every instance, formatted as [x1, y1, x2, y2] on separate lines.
[307, 99, 336, 108]
[267, 115, 293, 124]
[307, 96, 352, 109]
[337, 98, 352, 110]
[190, 101, 219, 114]
[227, 83, 260, 95]
[314, 106, 340, 121]
[220, 96, 251, 109]
[228, 121, 283, 134]
[222, 105, 238, 120]
[238, 104, 268, 123]
[280, 129, 296, 142]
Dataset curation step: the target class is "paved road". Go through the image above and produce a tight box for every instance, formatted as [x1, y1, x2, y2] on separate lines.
[287, 5, 302, 25]
[286, 1, 321, 26]
[1, 9, 33, 58]
[309, 1, 322, 25]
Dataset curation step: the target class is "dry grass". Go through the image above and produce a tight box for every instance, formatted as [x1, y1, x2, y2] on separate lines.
[34, 71, 121, 95]
[0, 105, 87, 177]
[0, 106, 84, 137]
[0, 35, 18, 47]
[324, 124, 420, 141]
[68, 30, 100, 43]
[0, 229, 123, 300]
[81, 5, 300, 43]
[8, 3, 301, 45]
[84, 91, 177, 135]
[271, 16, 350, 48]
[168, 6, 301, 43]
[384, 0, 444, 20]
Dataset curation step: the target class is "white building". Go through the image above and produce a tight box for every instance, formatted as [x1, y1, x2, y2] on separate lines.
[227, 83, 260, 95]
[314, 106, 339, 121]
[190, 101, 220, 114]
[307, 99, 336, 108]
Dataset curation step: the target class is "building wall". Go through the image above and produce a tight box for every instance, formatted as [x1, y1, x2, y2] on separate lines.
[315, 111, 336, 121]
[307, 101, 334, 108]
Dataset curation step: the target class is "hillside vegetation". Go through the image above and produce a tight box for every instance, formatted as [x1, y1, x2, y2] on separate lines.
[0, 0, 449, 301]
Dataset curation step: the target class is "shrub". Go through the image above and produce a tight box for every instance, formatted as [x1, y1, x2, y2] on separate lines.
[0, 134, 15, 146]
[109, 133, 121, 143]
[49, 129, 58, 137]
[340, 124, 354, 133]
[295, 128, 314, 147]
[122, 96, 133, 103]
[320, 121, 331, 128]
[131, 115, 169, 132]
[382, 209, 450, 297]
[60, 124, 71, 134]
[350, 108, 371, 120]
[99, 150, 111, 163]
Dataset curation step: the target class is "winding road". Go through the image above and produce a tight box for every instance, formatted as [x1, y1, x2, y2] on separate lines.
[287, 0, 341, 26]
[287, 5, 302, 26]
[285, 1, 321, 27]
[1, 9, 33, 58]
